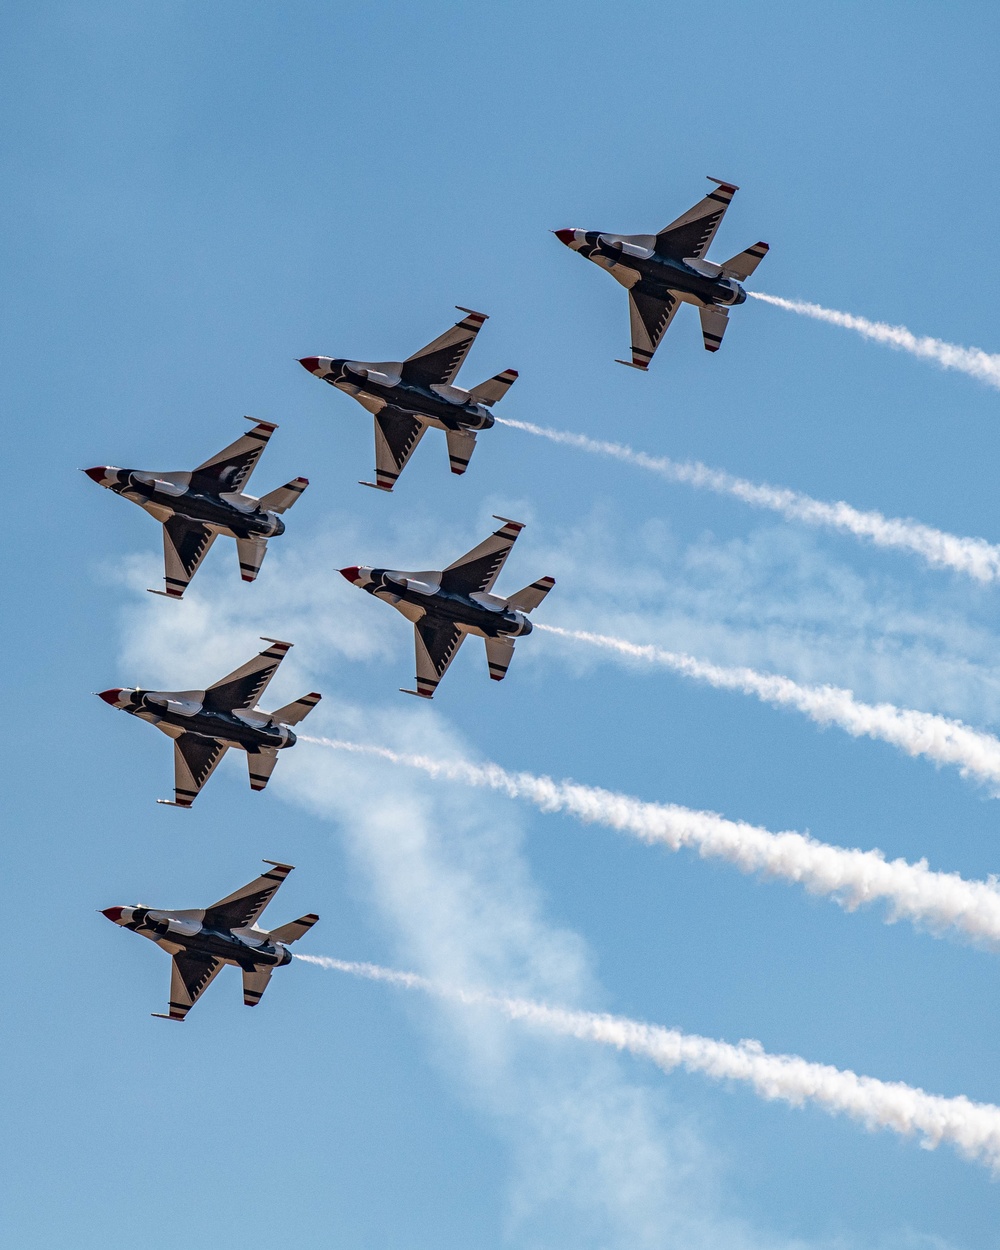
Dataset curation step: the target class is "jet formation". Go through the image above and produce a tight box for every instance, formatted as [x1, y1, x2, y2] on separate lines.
[340, 516, 554, 698]
[103, 860, 318, 1020]
[555, 177, 768, 368]
[92, 177, 766, 1018]
[97, 638, 321, 807]
[85, 418, 308, 598]
[299, 307, 517, 490]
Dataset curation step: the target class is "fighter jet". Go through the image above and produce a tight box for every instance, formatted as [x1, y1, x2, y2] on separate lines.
[102, 860, 319, 1021]
[554, 177, 768, 368]
[97, 638, 321, 806]
[84, 417, 308, 598]
[340, 517, 554, 697]
[299, 307, 517, 490]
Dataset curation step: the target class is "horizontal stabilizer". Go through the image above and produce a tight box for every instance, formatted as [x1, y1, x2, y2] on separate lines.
[505, 576, 555, 613]
[242, 966, 273, 1007]
[720, 241, 769, 281]
[699, 304, 730, 353]
[484, 635, 514, 682]
[236, 536, 267, 583]
[257, 477, 309, 513]
[269, 913, 320, 944]
[467, 369, 518, 406]
[269, 691, 322, 726]
[248, 747, 280, 793]
[445, 428, 477, 476]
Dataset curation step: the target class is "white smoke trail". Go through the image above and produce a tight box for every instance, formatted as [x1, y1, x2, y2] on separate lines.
[495, 416, 1000, 583]
[298, 953, 1000, 1171]
[536, 624, 1000, 789]
[749, 291, 1000, 390]
[299, 735, 1000, 950]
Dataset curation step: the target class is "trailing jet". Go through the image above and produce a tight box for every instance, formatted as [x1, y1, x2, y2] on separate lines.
[299, 307, 517, 490]
[84, 417, 308, 598]
[102, 860, 318, 1021]
[97, 638, 321, 807]
[340, 517, 554, 697]
[554, 177, 768, 368]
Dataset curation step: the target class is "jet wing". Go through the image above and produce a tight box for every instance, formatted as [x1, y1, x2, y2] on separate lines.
[655, 178, 738, 261]
[156, 516, 218, 599]
[202, 638, 292, 712]
[161, 953, 225, 1020]
[440, 517, 524, 595]
[364, 409, 428, 491]
[164, 734, 229, 808]
[190, 418, 277, 493]
[407, 619, 467, 698]
[620, 289, 681, 370]
[203, 860, 294, 931]
[242, 966, 274, 1007]
[399, 307, 488, 388]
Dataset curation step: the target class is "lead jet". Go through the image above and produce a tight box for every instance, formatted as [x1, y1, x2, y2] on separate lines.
[340, 517, 554, 698]
[102, 860, 319, 1021]
[97, 638, 321, 807]
[299, 307, 517, 490]
[554, 177, 768, 368]
[84, 417, 308, 598]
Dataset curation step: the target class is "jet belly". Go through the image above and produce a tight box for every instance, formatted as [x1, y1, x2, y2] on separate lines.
[145, 704, 288, 752]
[357, 379, 493, 432]
[403, 588, 523, 640]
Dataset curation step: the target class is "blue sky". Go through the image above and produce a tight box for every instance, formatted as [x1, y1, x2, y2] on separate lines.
[5, 3, 1000, 1246]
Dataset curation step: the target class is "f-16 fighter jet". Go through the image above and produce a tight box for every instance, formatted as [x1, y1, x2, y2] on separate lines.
[84, 417, 308, 598]
[96, 638, 321, 807]
[102, 860, 319, 1020]
[554, 178, 768, 368]
[299, 307, 517, 490]
[340, 517, 554, 698]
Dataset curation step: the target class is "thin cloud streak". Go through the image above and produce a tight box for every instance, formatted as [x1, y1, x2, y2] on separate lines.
[299, 954, 1000, 1171]
[496, 417, 1000, 583]
[300, 736, 1000, 949]
[750, 291, 1000, 390]
[536, 623, 1000, 788]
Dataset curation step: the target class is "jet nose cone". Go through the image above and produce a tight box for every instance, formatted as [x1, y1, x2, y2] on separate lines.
[554, 229, 576, 247]
[97, 688, 124, 706]
[83, 466, 108, 484]
[339, 566, 361, 584]
[298, 357, 321, 374]
[102, 906, 125, 923]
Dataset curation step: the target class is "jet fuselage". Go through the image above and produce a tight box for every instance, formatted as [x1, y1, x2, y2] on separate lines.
[103, 906, 293, 970]
[100, 689, 296, 753]
[360, 568, 531, 640]
[318, 361, 496, 433]
[91, 468, 285, 541]
[567, 232, 747, 308]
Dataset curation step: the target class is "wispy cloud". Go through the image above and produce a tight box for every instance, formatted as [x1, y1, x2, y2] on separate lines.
[537, 623, 1000, 790]
[750, 292, 1000, 390]
[497, 417, 1000, 583]
[301, 954, 1000, 1172]
[301, 736, 1000, 950]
